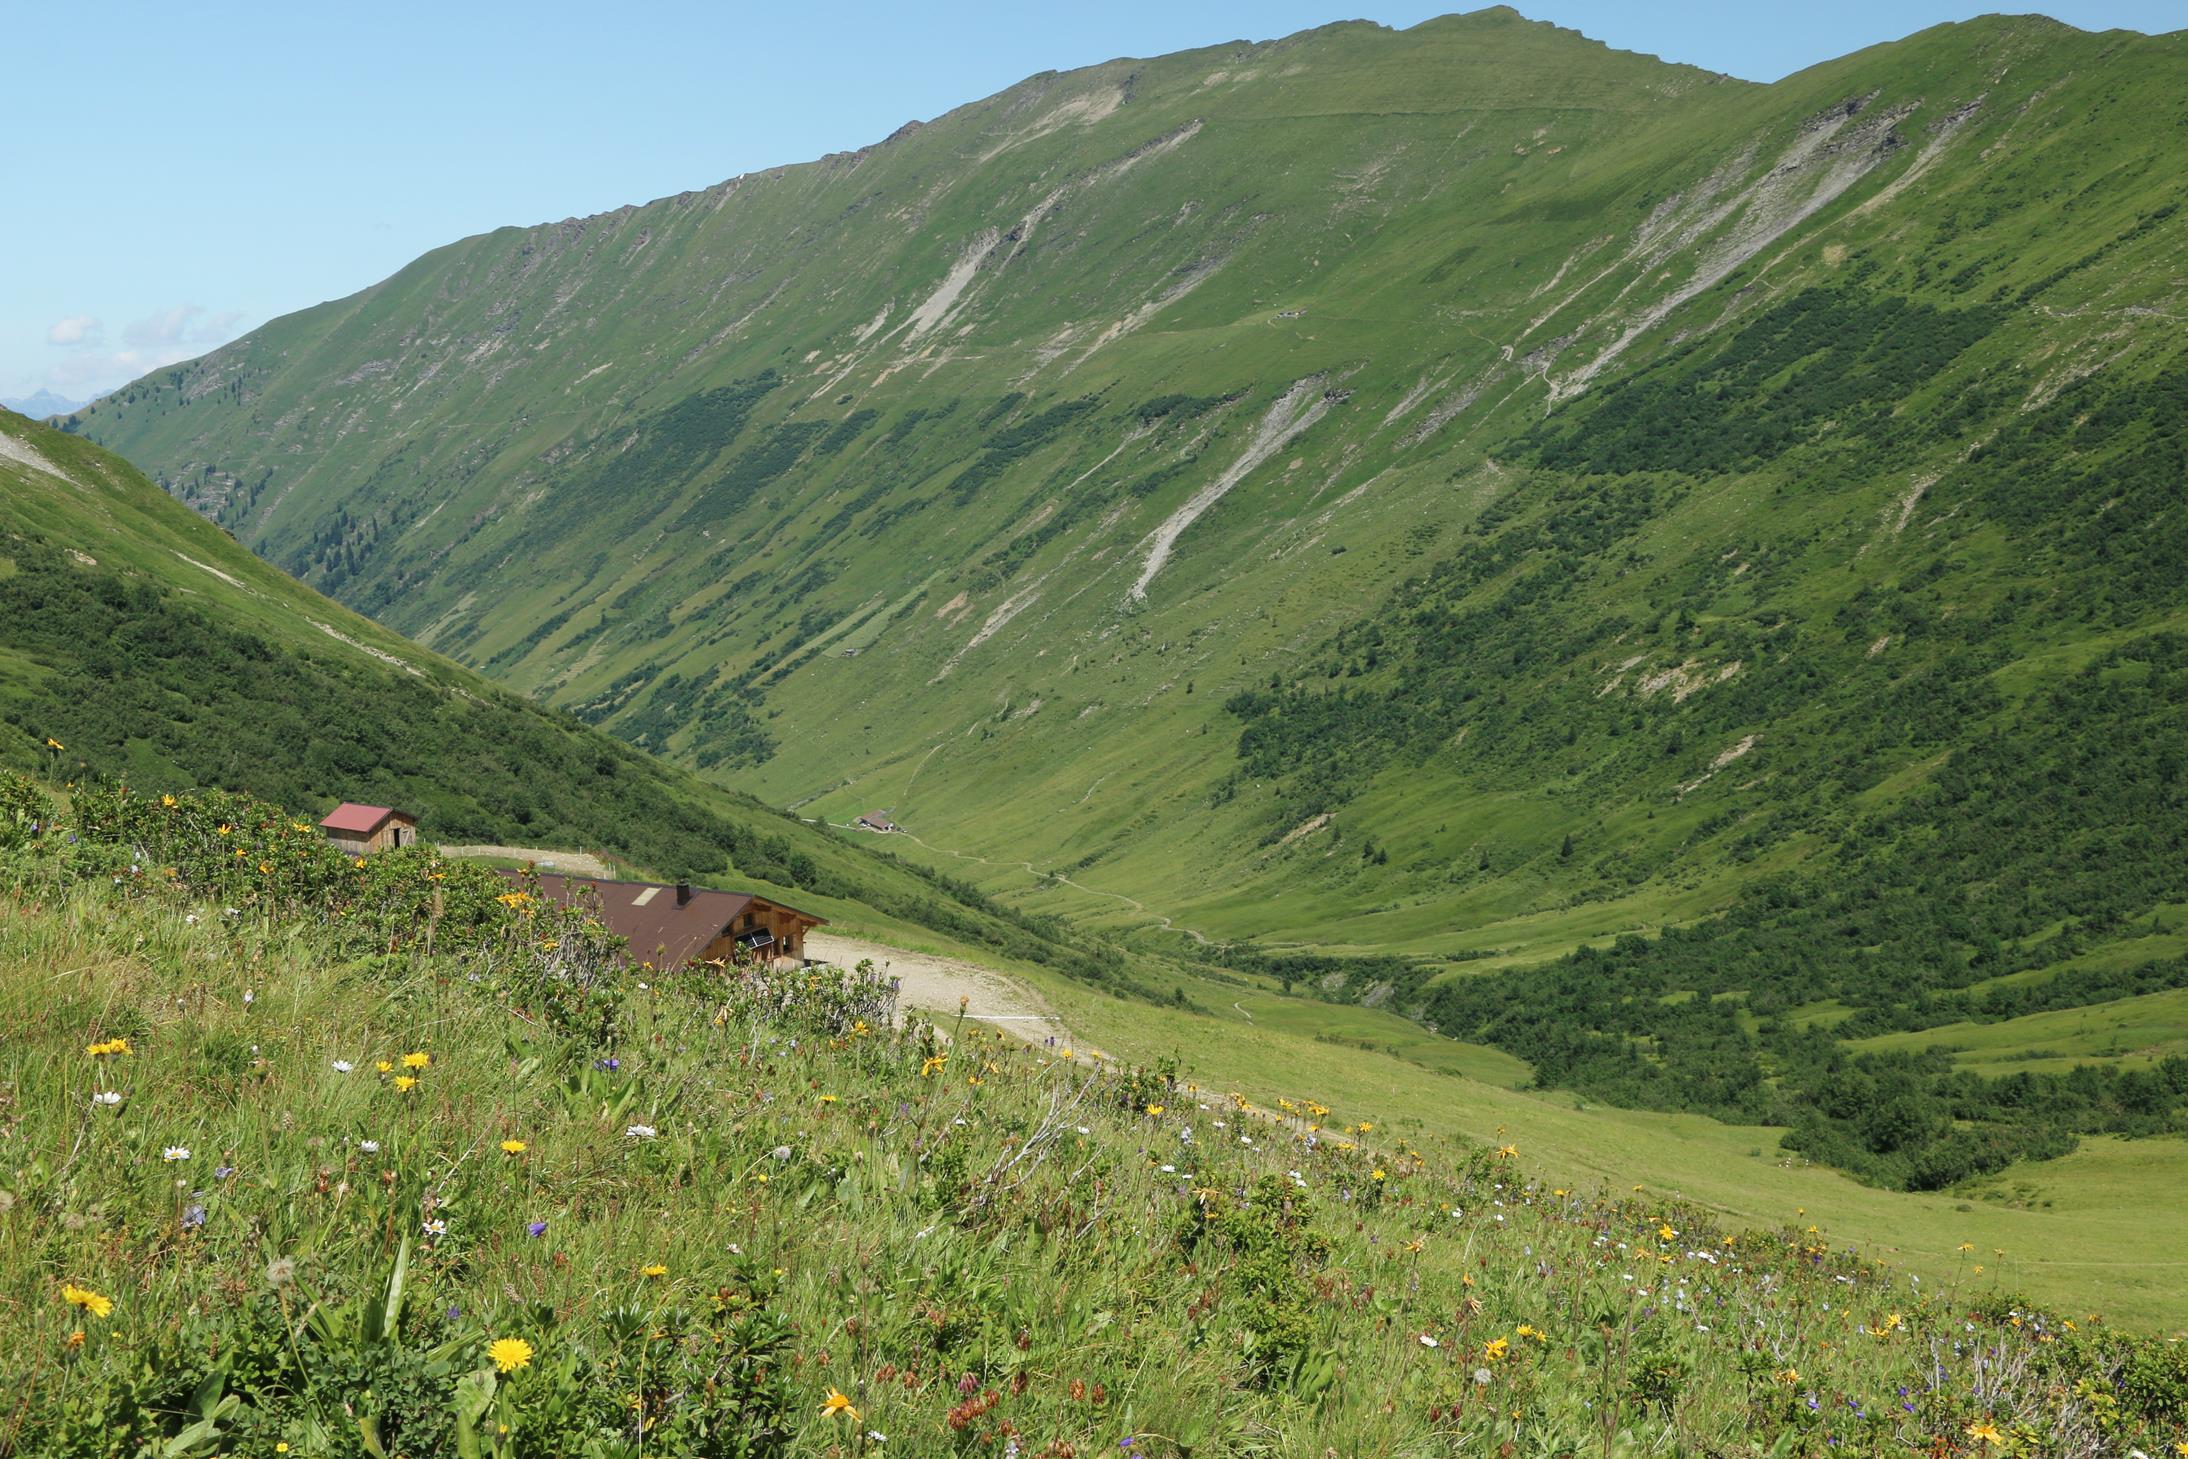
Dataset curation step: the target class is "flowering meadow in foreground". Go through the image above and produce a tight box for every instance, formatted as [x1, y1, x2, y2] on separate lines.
[1, 776, 2186, 1457]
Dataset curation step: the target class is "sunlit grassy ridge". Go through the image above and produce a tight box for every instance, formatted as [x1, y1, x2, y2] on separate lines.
[5, 778, 2188, 1459]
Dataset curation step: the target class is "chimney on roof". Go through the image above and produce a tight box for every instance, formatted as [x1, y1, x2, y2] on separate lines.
[676, 881, 693, 907]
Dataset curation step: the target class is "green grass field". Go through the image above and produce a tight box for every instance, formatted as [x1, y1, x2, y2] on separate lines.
[918, 928, 2188, 1332]
[419, 829, 2188, 1331]
[7, 817, 2187, 1456]
[1849, 989, 2188, 1078]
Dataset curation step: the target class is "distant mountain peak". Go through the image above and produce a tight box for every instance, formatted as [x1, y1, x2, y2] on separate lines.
[2, 389, 86, 420]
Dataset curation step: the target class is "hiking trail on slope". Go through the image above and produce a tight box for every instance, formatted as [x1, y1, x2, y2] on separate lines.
[805, 930, 1073, 1046]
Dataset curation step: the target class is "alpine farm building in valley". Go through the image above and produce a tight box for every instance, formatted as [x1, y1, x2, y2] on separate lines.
[506, 871, 825, 968]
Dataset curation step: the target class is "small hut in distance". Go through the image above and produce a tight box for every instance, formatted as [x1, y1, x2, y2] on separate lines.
[319, 802, 418, 856]
[855, 810, 899, 833]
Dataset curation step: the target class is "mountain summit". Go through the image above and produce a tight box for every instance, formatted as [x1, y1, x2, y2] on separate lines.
[3, 388, 87, 419]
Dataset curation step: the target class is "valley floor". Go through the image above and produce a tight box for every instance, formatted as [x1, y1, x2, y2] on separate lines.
[828, 926, 2188, 1332]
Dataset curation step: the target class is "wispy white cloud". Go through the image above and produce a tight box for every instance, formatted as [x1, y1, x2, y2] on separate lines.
[122, 305, 244, 351]
[37, 304, 248, 399]
[46, 314, 103, 346]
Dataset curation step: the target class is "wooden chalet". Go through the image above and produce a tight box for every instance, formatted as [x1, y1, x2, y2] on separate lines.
[319, 802, 418, 856]
[504, 871, 824, 968]
[855, 810, 899, 833]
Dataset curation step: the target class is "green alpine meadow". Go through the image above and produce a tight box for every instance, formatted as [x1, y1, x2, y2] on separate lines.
[6, 4, 2188, 1453]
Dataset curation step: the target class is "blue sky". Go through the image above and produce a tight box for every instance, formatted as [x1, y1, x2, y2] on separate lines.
[3, 1, 2177, 403]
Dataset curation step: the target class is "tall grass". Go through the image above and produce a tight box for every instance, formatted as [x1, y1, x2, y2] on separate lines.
[2, 778, 2184, 1456]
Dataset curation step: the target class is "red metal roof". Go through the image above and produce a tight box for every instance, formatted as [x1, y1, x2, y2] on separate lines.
[320, 802, 398, 835]
[503, 872, 823, 969]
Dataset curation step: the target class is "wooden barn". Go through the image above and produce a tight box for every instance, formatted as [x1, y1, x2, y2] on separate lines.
[505, 871, 825, 968]
[856, 810, 899, 833]
[319, 802, 418, 856]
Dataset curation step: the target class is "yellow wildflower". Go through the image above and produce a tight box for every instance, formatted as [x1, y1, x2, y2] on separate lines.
[1658, 1224, 1677, 1242]
[1483, 1337, 1509, 1362]
[488, 1337, 534, 1373]
[1966, 1419, 2005, 1447]
[1146, 1103, 1164, 1116]
[920, 1053, 948, 1078]
[401, 1051, 431, 1069]
[393, 1075, 418, 1093]
[641, 1264, 668, 1279]
[375, 1060, 395, 1074]
[819, 1389, 861, 1422]
[1495, 1143, 1518, 1159]
[500, 1140, 527, 1154]
[61, 1284, 113, 1320]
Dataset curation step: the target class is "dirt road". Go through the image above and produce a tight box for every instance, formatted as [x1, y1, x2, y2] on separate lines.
[805, 930, 1072, 1046]
[438, 845, 619, 878]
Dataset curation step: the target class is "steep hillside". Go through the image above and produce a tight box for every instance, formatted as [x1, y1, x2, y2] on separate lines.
[71, 12, 2188, 1180]
[0, 409, 1119, 985]
[5, 804, 2186, 1458]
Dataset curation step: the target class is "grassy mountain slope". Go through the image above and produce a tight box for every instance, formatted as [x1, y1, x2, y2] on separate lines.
[74, 12, 2185, 942]
[0, 408, 1117, 984]
[70, 11, 2188, 1186]
[6, 814, 2187, 1458]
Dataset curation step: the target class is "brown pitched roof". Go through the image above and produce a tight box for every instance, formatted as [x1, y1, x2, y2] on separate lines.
[504, 872, 822, 969]
[321, 802, 401, 835]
